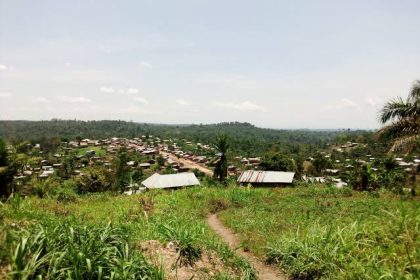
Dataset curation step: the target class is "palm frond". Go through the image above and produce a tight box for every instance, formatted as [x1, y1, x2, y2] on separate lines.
[409, 80, 420, 101]
[379, 98, 413, 124]
[376, 118, 420, 139]
[389, 135, 419, 153]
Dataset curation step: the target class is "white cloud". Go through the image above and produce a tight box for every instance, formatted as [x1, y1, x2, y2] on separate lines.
[139, 61, 153, 68]
[64, 62, 72, 67]
[176, 99, 190, 106]
[214, 101, 266, 111]
[119, 106, 153, 115]
[31, 97, 51, 104]
[0, 64, 8, 70]
[57, 96, 91, 103]
[126, 88, 139, 94]
[100, 87, 140, 94]
[325, 98, 360, 111]
[99, 87, 115, 93]
[197, 74, 257, 89]
[0, 92, 11, 97]
[340, 98, 359, 108]
[133, 97, 149, 105]
[365, 96, 384, 107]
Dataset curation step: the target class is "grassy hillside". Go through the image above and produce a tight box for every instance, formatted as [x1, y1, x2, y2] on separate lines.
[1, 183, 418, 279]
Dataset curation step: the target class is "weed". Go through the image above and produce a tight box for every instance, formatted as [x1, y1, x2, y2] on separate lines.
[158, 223, 202, 267]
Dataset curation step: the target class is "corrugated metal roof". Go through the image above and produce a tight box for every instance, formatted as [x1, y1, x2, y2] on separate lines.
[237, 170, 295, 184]
[142, 172, 200, 189]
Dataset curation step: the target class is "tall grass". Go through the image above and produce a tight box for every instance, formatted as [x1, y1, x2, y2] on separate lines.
[4, 183, 415, 279]
[7, 222, 164, 280]
[220, 186, 420, 279]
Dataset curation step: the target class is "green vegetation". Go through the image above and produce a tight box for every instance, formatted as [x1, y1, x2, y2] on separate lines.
[75, 146, 107, 157]
[0, 99, 418, 279]
[0, 183, 261, 279]
[0, 138, 14, 197]
[8, 222, 163, 280]
[0, 120, 377, 157]
[377, 80, 420, 152]
[218, 185, 419, 279]
[260, 152, 296, 172]
[214, 134, 230, 182]
[1, 183, 418, 279]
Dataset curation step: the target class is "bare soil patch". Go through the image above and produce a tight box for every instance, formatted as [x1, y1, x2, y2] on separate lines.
[140, 240, 232, 280]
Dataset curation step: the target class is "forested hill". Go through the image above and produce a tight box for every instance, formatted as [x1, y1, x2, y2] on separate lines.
[0, 120, 372, 156]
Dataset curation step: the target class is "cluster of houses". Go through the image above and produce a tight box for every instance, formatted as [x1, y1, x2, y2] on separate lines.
[13, 137, 160, 182]
[12, 135, 419, 193]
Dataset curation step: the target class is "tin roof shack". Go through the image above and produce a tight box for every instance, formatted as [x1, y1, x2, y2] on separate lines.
[141, 172, 200, 190]
[237, 170, 295, 187]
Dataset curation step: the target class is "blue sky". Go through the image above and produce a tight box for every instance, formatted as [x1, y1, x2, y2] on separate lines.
[0, 0, 419, 129]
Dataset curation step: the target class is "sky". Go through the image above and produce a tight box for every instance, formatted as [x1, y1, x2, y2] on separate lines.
[0, 0, 419, 129]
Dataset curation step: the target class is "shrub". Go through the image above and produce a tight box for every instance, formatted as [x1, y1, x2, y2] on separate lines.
[32, 181, 50, 198]
[208, 198, 229, 213]
[75, 167, 112, 194]
[56, 187, 77, 203]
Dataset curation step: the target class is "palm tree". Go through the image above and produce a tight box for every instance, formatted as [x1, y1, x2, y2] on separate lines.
[377, 80, 420, 152]
[213, 134, 229, 182]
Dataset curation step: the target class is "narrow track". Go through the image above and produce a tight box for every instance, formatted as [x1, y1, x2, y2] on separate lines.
[207, 214, 287, 280]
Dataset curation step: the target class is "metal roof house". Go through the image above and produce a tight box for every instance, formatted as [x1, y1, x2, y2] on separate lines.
[141, 172, 200, 189]
[237, 170, 295, 186]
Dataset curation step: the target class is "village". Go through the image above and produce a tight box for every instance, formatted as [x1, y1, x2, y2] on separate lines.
[10, 136, 419, 193]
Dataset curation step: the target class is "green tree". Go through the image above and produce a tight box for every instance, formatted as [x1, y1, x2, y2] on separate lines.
[377, 80, 420, 152]
[312, 153, 332, 176]
[156, 156, 165, 167]
[0, 138, 14, 197]
[213, 134, 229, 182]
[114, 149, 130, 192]
[59, 153, 76, 179]
[260, 152, 296, 172]
[76, 167, 112, 194]
[383, 155, 398, 172]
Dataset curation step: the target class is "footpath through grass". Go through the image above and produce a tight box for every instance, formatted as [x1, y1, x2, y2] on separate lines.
[0, 183, 418, 279]
[0, 183, 257, 279]
[218, 186, 420, 279]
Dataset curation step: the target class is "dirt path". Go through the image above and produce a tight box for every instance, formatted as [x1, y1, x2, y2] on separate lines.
[207, 214, 286, 280]
[160, 151, 213, 177]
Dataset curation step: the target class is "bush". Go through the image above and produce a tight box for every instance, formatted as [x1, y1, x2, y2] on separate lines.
[56, 187, 77, 203]
[75, 167, 112, 194]
[32, 181, 51, 198]
[208, 198, 229, 213]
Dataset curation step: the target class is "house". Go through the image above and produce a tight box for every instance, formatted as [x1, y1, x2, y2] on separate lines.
[237, 170, 295, 187]
[141, 172, 200, 189]
[325, 169, 339, 175]
[139, 163, 151, 169]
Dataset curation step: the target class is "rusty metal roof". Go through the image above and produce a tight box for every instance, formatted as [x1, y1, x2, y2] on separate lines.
[237, 170, 295, 184]
[142, 172, 200, 189]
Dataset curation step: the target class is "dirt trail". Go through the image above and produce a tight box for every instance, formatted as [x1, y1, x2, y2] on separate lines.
[160, 151, 213, 177]
[207, 214, 286, 280]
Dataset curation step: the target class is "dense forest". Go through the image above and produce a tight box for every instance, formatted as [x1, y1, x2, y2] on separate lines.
[0, 120, 375, 157]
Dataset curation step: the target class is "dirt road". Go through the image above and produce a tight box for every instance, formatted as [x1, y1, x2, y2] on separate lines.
[207, 214, 286, 280]
[160, 151, 213, 177]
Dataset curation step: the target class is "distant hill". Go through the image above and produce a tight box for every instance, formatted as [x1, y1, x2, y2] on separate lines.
[0, 120, 372, 156]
